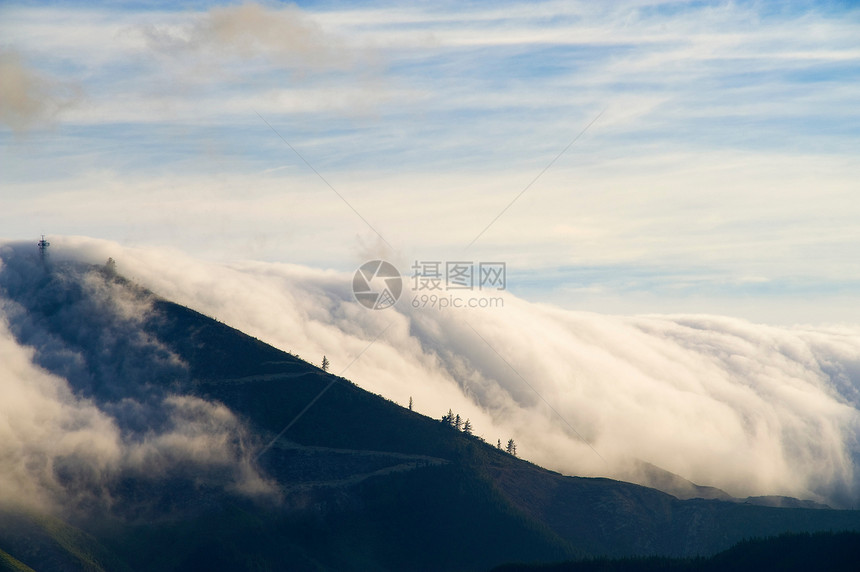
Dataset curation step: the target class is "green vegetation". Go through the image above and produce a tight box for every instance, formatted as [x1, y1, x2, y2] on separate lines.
[0, 509, 128, 572]
[0, 549, 36, 572]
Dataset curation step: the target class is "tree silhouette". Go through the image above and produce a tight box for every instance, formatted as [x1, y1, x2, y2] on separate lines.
[408, 396, 413, 411]
[462, 419, 472, 435]
[506, 438, 517, 456]
[321, 355, 330, 372]
[442, 408, 455, 427]
[454, 414, 462, 431]
[497, 439, 502, 449]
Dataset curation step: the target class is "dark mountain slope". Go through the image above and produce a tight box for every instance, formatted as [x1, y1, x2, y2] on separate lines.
[491, 531, 860, 571]
[0, 550, 36, 572]
[2, 252, 860, 571]
[0, 510, 127, 572]
[487, 463, 860, 558]
[143, 294, 501, 461]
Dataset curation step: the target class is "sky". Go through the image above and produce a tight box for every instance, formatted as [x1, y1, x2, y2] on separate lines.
[2, 1, 860, 509]
[1, 0, 859, 323]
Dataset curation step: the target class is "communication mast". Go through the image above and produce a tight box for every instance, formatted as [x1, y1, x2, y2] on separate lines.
[37, 234, 50, 258]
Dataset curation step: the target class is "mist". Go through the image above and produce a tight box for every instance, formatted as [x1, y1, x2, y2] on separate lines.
[0, 242, 275, 516]
[3, 236, 860, 510]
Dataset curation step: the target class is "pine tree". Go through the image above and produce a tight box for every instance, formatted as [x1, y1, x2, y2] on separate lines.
[497, 439, 502, 449]
[506, 438, 517, 456]
[462, 419, 472, 435]
[408, 396, 413, 411]
[442, 408, 455, 427]
[454, 414, 462, 431]
[321, 355, 330, 372]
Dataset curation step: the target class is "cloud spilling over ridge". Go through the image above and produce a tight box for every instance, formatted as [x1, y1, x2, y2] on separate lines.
[0, 320, 272, 514]
[0, 243, 275, 514]
[23, 236, 860, 509]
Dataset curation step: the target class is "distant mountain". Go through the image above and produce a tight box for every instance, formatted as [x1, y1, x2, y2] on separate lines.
[615, 460, 832, 508]
[1, 251, 860, 571]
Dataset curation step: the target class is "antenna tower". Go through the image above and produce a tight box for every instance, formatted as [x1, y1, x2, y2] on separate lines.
[37, 235, 50, 258]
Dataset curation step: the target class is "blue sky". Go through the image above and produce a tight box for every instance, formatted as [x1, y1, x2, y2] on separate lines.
[2, 0, 859, 323]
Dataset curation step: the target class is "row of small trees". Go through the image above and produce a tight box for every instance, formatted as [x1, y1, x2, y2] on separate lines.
[441, 409, 516, 456]
[318, 364, 519, 458]
[441, 409, 473, 434]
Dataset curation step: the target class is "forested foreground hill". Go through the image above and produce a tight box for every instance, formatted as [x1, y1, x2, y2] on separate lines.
[1, 252, 860, 571]
[491, 531, 860, 572]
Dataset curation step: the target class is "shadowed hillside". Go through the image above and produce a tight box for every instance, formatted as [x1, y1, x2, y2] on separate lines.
[490, 531, 860, 571]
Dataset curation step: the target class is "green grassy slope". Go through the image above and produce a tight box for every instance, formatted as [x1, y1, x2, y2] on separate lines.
[0, 549, 37, 572]
[0, 510, 129, 572]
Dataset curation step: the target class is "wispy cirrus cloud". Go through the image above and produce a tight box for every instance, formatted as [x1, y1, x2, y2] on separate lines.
[1, 0, 859, 322]
[142, 2, 361, 71]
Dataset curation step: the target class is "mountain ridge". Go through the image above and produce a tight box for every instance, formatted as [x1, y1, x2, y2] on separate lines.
[1, 251, 859, 570]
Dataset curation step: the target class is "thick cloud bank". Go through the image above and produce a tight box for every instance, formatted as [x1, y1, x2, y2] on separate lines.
[0, 243, 273, 515]
[3, 237, 860, 509]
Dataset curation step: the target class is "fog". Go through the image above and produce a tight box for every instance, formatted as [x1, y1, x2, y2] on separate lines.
[0, 241, 275, 515]
[2, 236, 859, 510]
